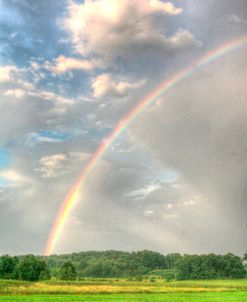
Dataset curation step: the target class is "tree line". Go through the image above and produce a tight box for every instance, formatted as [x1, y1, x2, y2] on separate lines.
[0, 251, 246, 281]
[0, 255, 75, 281]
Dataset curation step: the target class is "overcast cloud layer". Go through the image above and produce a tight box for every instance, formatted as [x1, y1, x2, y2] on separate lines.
[0, 0, 246, 255]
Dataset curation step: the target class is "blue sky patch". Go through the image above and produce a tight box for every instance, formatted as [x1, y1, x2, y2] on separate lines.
[0, 148, 11, 170]
[26, 130, 73, 147]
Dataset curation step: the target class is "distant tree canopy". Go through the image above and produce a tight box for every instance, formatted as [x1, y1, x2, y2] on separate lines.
[0, 251, 246, 281]
[176, 253, 246, 280]
[45, 250, 246, 280]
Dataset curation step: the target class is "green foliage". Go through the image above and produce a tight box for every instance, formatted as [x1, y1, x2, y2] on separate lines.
[0, 251, 246, 281]
[146, 269, 176, 281]
[176, 253, 246, 280]
[162, 269, 177, 281]
[133, 250, 167, 271]
[244, 253, 247, 262]
[46, 250, 170, 278]
[43, 250, 246, 280]
[166, 254, 182, 269]
[58, 262, 77, 280]
[0, 255, 19, 279]
[18, 255, 51, 281]
[39, 266, 51, 281]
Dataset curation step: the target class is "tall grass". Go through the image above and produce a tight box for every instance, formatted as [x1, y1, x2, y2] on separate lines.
[0, 279, 247, 295]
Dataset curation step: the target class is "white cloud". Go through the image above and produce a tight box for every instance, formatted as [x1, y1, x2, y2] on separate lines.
[0, 170, 31, 187]
[37, 152, 91, 178]
[0, 66, 17, 83]
[32, 90, 74, 106]
[63, 0, 197, 65]
[49, 55, 97, 74]
[0, 63, 73, 109]
[0, 66, 32, 87]
[38, 154, 67, 178]
[163, 214, 179, 219]
[166, 203, 173, 209]
[168, 29, 201, 49]
[4, 89, 26, 98]
[128, 181, 161, 200]
[146, 0, 182, 15]
[144, 210, 154, 216]
[26, 133, 65, 146]
[183, 199, 196, 206]
[92, 73, 146, 98]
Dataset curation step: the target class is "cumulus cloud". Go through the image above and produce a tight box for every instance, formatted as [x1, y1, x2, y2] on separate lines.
[48, 55, 97, 74]
[92, 73, 146, 98]
[63, 0, 197, 66]
[0, 64, 82, 150]
[0, 63, 72, 105]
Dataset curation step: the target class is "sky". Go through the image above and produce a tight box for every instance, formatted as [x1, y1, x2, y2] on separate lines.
[0, 0, 247, 256]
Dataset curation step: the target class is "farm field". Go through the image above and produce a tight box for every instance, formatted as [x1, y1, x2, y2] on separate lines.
[0, 279, 247, 301]
[0, 292, 247, 302]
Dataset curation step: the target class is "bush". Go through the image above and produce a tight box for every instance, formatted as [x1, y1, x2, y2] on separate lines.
[58, 262, 77, 280]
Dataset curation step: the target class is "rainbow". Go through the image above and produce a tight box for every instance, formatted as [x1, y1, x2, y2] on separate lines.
[44, 35, 247, 256]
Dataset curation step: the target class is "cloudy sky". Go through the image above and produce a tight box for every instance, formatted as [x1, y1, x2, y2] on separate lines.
[0, 0, 247, 256]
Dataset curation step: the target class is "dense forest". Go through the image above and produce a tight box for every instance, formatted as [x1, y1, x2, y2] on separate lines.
[0, 251, 246, 281]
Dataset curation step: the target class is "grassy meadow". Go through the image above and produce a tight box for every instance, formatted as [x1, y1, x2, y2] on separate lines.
[1, 293, 247, 302]
[1, 279, 247, 301]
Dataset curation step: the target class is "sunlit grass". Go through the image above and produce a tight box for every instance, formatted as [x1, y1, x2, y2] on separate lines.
[0, 279, 247, 295]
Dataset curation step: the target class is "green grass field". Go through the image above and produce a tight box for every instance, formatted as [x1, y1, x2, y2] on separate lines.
[0, 279, 247, 301]
[1, 293, 247, 302]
